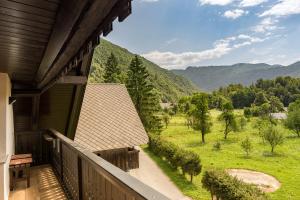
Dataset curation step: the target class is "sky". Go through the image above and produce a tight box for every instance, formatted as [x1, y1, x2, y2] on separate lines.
[106, 0, 300, 70]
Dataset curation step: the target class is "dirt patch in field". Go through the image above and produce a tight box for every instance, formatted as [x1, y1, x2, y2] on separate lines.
[227, 169, 281, 192]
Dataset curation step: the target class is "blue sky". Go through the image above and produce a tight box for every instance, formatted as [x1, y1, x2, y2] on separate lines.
[106, 0, 300, 69]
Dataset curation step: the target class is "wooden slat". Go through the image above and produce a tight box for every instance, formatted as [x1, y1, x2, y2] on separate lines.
[0, 46, 43, 57]
[0, 20, 50, 35]
[0, 27, 48, 42]
[0, 13, 52, 30]
[0, 34, 46, 47]
[0, 0, 56, 18]
[0, 50, 41, 62]
[12, 0, 59, 12]
[0, 39, 44, 50]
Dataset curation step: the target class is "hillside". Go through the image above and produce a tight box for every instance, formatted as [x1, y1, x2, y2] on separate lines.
[172, 62, 300, 91]
[89, 39, 198, 102]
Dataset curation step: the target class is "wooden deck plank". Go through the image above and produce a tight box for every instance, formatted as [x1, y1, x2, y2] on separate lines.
[9, 165, 67, 200]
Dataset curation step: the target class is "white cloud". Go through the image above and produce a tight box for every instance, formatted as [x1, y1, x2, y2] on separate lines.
[224, 9, 247, 19]
[239, 0, 267, 7]
[260, 0, 300, 17]
[142, 35, 266, 69]
[199, 0, 235, 6]
[253, 17, 279, 33]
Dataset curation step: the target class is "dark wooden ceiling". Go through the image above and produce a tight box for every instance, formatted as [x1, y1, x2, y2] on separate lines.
[0, 0, 60, 85]
[0, 0, 132, 93]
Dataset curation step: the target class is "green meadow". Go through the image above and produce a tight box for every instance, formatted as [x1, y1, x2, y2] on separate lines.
[144, 110, 300, 200]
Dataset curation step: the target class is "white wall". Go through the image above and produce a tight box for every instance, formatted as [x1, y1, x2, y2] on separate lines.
[0, 73, 14, 200]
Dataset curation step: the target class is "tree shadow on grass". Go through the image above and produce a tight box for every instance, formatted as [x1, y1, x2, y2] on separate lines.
[143, 147, 198, 192]
[285, 135, 300, 140]
[262, 151, 285, 158]
[185, 140, 206, 148]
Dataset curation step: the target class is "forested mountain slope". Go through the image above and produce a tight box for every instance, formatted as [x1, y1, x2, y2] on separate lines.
[173, 62, 300, 91]
[89, 39, 198, 102]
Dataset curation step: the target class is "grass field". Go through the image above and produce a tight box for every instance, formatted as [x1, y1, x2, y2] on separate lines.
[143, 110, 300, 200]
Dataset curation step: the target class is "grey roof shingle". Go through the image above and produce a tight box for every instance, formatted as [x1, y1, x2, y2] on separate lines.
[74, 84, 148, 152]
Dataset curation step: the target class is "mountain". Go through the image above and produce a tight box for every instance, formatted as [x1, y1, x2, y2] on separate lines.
[89, 39, 198, 102]
[172, 62, 300, 91]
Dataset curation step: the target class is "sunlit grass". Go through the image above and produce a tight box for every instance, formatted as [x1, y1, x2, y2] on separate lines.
[143, 109, 300, 200]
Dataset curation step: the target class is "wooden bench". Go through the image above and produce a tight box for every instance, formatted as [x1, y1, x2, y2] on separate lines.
[9, 154, 33, 190]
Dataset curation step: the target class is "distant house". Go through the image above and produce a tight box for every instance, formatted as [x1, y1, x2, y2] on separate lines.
[270, 113, 287, 120]
[75, 84, 148, 171]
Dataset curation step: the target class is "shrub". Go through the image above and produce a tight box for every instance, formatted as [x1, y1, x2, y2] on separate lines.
[182, 152, 202, 182]
[202, 169, 268, 200]
[241, 137, 252, 157]
[148, 134, 202, 182]
[213, 141, 221, 151]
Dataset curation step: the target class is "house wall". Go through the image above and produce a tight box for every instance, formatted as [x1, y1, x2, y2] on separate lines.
[0, 73, 14, 200]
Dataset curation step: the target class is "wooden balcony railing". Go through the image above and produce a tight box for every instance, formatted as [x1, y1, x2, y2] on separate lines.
[44, 129, 169, 200]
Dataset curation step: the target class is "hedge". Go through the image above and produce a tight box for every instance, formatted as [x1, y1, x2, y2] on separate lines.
[148, 134, 202, 182]
[202, 169, 268, 200]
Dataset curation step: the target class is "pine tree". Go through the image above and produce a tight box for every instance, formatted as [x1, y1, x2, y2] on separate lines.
[126, 55, 162, 133]
[103, 53, 121, 83]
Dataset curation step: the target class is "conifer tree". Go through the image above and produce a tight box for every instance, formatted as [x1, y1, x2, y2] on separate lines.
[103, 53, 121, 83]
[126, 55, 162, 133]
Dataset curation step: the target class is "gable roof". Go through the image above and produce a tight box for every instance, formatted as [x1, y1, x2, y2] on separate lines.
[74, 84, 148, 152]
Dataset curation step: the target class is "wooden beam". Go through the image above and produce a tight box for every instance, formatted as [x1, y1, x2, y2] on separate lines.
[56, 76, 87, 85]
[37, 0, 132, 89]
[66, 51, 94, 139]
[35, 0, 90, 83]
[12, 89, 40, 97]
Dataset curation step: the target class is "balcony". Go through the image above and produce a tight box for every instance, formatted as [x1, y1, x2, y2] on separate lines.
[10, 129, 169, 200]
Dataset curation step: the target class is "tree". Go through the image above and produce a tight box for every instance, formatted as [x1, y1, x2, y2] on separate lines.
[269, 96, 284, 113]
[126, 55, 162, 133]
[219, 101, 237, 139]
[241, 137, 252, 157]
[162, 113, 170, 128]
[285, 109, 300, 137]
[103, 53, 121, 83]
[190, 93, 212, 143]
[263, 126, 284, 153]
[254, 92, 269, 106]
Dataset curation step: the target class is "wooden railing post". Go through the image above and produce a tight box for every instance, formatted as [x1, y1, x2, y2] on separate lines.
[78, 156, 83, 200]
[59, 139, 63, 181]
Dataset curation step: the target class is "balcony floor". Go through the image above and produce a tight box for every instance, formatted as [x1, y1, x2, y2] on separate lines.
[9, 165, 67, 200]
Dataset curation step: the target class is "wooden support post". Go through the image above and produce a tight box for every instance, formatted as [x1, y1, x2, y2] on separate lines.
[32, 95, 40, 131]
[66, 51, 94, 139]
[78, 156, 83, 200]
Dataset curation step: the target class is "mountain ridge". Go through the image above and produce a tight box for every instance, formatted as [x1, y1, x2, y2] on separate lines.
[89, 39, 199, 102]
[172, 62, 300, 91]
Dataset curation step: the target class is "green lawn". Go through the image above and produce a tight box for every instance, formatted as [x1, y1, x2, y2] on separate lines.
[143, 110, 300, 200]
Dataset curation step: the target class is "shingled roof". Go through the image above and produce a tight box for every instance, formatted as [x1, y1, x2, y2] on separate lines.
[74, 84, 148, 152]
